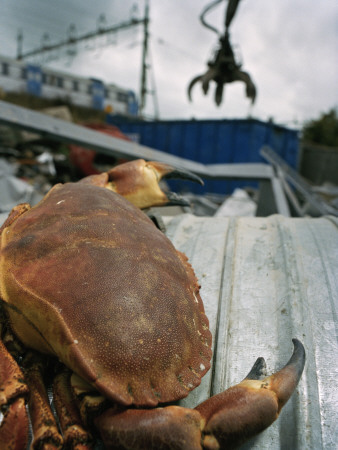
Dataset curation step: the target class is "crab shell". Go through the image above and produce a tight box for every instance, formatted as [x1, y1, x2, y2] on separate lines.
[0, 181, 212, 407]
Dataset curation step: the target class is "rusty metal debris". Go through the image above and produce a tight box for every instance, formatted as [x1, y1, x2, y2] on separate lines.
[188, 0, 256, 106]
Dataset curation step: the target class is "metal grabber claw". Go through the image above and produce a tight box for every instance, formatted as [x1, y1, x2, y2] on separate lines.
[188, 0, 256, 107]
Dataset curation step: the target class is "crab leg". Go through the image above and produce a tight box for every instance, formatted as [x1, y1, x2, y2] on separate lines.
[0, 315, 29, 450]
[95, 340, 305, 450]
[0, 398, 29, 450]
[0, 341, 29, 450]
[23, 352, 64, 449]
[53, 368, 93, 450]
[79, 159, 203, 208]
[70, 373, 109, 428]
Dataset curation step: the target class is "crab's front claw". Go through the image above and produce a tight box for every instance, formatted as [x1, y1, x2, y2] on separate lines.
[196, 339, 305, 449]
[95, 341, 304, 450]
[81, 159, 203, 209]
[95, 405, 204, 450]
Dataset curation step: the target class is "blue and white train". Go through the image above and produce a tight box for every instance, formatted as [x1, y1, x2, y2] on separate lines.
[0, 55, 138, 116]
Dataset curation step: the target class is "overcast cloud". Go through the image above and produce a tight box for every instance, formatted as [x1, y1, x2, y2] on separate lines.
[0, 0, 337, 126]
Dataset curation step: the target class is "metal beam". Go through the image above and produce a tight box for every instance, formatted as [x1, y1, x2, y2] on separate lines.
[261, 146, 337, 216]
[206, 162, 273, 179]
[0, 100, 274, 180]
[0, 100, 206, 174]
[1, 101, 306, 216]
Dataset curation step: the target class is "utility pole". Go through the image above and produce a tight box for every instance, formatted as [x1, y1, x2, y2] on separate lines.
[16, 30, 23, 60]
[17, 4, 159, 119]
[139, 0, 159, 119]
[139, 0, 149, 116]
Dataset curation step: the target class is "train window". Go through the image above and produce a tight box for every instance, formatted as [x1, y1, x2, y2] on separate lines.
[47, 75, 54, 85]
[1, 62, 9, 76]
[77, 82, 84, 92]
[56, 77, 63, 88]
[21, 68, 27, 79]
[73, 80, 79, 91]
[107, 90, 117, 101]
[117, 91, 128, 103]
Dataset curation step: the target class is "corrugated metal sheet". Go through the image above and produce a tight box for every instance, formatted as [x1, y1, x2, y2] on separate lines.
[163, 214, 337, 449]
[107, 118, 299, 195]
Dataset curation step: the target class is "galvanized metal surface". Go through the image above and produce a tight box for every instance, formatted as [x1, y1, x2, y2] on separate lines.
[163, 214, 338, 449]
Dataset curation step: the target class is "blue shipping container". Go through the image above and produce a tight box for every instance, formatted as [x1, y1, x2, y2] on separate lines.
[107, 117, 299, 195]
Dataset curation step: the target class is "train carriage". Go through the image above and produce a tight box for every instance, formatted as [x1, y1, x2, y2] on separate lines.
[0, 55, 138, 116]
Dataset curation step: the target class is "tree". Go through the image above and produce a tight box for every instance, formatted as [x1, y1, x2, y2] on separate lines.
[302, 108, 338, 147]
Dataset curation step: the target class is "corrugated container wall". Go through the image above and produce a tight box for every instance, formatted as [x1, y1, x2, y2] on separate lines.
[107, 117, 299, 195]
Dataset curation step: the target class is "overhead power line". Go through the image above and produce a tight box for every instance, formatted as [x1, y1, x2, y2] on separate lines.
[16, 1, 158, 118]
[17, 17, 146, 60]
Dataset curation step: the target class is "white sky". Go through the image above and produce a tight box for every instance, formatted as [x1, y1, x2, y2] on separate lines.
[0, 0, 337, 127]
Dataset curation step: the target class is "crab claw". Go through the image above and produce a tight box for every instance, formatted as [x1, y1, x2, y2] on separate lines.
[94, 341, 304, 450]
[80, 159, 203, 209]
[96, 405, 204, 450]
[196, 339, 306, 449]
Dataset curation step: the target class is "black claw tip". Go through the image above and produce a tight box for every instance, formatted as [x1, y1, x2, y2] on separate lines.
[165, 191, 191, 207]
[244, 357, 266, 380]
[285, 339, 306, 378]
[162, 168, 204, 186]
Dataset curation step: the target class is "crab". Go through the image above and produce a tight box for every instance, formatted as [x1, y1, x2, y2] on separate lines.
[0, 159, 305, 449]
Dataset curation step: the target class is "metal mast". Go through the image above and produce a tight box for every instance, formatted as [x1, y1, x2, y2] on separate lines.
[139, 0, 149, 116]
